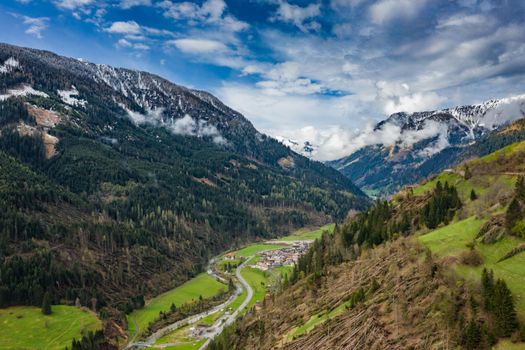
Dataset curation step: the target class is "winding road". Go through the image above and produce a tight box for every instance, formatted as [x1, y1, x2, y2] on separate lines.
[198, 257, 254, 349]
[126, 256, 254, 350]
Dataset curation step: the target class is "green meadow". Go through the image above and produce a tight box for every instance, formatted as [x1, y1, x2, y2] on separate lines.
[0, 305, 101, 350]
[232, 243, 286, 258]
[279, 224, 335, 241]
[418, 216, 525, 318]
[128, 273, 227, 337]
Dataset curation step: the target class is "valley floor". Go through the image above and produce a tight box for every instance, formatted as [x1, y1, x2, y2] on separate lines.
[124, 224, 334, 350]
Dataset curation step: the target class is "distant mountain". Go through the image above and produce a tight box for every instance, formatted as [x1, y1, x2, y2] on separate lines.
[0, 43, 368, 319]
[275, 136, 317, 158]
[329, 95, 525, 196]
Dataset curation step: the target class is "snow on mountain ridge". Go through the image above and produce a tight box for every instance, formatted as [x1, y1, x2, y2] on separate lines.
[0, 57, 19, 74]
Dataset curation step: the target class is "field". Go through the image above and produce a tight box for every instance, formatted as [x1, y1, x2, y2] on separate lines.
[418, 216, 485, 256]
[232, 243, 286, 258]
[241, 265, 271, 310]
[418, 216, 525, 318]
[128, 273, 227, 336]
[279, 224, 335, 241]
[0, 305, 101, 350]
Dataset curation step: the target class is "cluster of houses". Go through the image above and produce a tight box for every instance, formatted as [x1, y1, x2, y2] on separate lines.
[253, 242, 310, 271]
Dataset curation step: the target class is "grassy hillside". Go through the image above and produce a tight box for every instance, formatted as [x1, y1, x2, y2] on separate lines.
[419, 217, 525, 317]
[0, 305, 101, 350]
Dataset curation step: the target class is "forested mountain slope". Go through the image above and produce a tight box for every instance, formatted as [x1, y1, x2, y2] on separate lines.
[212, 140, 525, 350]
[0, 43, 368, 328]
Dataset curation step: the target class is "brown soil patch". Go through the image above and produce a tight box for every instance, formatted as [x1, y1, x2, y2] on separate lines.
[26, 104, 61, 128]
[278, 156, 295, 169]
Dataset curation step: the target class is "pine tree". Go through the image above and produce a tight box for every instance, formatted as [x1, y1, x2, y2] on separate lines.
[470, 189, 477, 201]
[505, 197, 522, 234]
[481, 268, 494, 310]
[492, 279, 518, 337]
[464, 165, 472, 180]
[41, 291, 52, 315]
[462, 319, 482, 350]
[516, 176, 525, 201]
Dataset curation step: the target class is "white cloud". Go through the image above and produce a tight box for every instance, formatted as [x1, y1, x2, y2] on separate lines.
[116, 39, 150, 50]
[168, 38, 227, 54]
[332, 22, 352, 38]
[133, 43, 150, 50]
[119, 0, 152, 9]
[116, 38, 132, 48]
[271, 1, 321, 32]
[169, 114, 225, 143]
[217, 83, 366, 137]
[53, 0, 93, 10]
[158, 0, 248, 32]
[436, 13, 487, 29]
[125, 108, 226, 145]
[376, 81, 447, 114]
[369, 0, 427, 25]
[15, 15, 49, 39]
[274, 119, 449, 161]
[330, 0, 367, 8]
[105, 21, 141, 34]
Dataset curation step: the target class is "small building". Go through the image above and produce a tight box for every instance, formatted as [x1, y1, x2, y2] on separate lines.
[225, 252, 236, 260]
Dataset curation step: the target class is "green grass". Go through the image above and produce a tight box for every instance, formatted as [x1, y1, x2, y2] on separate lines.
[228, 287, 247, 313]
[157, 339, 206, 350]
[418, 216, 525, 318]
[198, 309, 225, 327]
[232, 243, 286, 258]
[418, 217, 485, 256]
[279, 224, 335, 241]
[154, 324, 192, 345]
[286, 301, 353, 342]
[128, 273, 227, 337]
[216, 258, 241, 271]
[0, 305, 101, 350]
[471, 140, 525, 165]
[241, 266, 270, 311]
[413, 171, 489, 200]
[493, 339, 525, 349]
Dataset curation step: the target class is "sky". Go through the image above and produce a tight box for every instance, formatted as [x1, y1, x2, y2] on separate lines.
[0, 0, 524, 160]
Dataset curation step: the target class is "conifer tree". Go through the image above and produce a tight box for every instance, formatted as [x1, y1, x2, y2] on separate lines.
[492, 279, 518, 337]
[470, 189, 477, 201]
[481, 268, 494, 310]
[506, 197, 522, 234]
[462, 319, 481, 350]
[41, 291, 52, 315]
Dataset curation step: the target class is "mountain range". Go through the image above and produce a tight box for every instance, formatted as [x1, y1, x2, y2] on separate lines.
[329, 95, 525, 196]
[0, 42, 368, 319]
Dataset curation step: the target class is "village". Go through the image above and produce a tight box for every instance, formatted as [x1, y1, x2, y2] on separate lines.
[252, 242, 311, 271]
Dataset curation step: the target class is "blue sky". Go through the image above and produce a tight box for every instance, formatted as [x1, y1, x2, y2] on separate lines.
[0, 0, 524, 159]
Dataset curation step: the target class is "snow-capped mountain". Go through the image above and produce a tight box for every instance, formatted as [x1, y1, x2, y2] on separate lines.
[0, 42, 368, 205]
[329, 95, 525, 196]
[275, 136, 317, 158]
